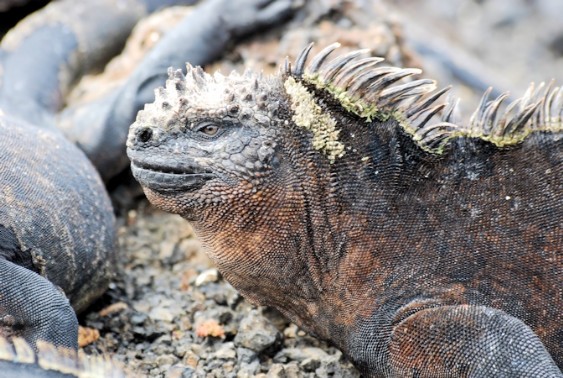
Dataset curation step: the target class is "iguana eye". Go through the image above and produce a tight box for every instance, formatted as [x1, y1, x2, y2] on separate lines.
[195, 122, 220, 136]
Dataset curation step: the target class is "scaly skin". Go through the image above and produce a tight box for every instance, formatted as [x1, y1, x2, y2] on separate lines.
[127, 45, 562, 377]
[0, 114, 116, 349]
[0, 0, 186, 352]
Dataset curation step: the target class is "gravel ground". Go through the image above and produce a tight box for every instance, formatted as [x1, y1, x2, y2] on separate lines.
[6, 0, 559, 377]
[81, 205, 361, 377]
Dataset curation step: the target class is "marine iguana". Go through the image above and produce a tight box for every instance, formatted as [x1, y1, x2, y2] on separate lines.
[0, 113, 116, 350]
[127, 43, 562, 377]
[0, 336, 125, 378]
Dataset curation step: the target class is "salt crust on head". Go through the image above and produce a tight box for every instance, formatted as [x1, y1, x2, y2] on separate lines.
[136, 66, 282, 132]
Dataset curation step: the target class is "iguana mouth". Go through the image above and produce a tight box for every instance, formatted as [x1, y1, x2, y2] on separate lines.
[130, 160, 215, 192]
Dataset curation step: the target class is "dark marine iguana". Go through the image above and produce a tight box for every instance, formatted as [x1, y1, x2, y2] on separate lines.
[0, 336, 125, 377]
[127, 43, 562, 377]
[0, 113, 116, 350]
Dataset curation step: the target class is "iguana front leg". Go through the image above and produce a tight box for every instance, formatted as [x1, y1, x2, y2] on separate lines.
[0, 260, 78, 350]
[385, 305, 561, 377]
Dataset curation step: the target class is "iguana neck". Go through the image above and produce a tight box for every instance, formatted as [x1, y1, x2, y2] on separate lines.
[190, 148, 338, 337]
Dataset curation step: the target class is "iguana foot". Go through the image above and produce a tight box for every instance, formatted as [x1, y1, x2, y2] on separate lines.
[0, 260, 78, 350]
[384, 304, 562, 377]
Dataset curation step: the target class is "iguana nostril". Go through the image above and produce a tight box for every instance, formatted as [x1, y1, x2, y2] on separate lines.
[137, 127, 153, 143]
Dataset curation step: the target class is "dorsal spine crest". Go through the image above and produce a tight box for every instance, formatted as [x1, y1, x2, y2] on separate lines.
[138, 43, 563, 160]
[285, 43, 563, 155]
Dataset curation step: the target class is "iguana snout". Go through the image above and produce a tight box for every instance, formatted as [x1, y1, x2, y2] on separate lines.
[128, 148, 216, 195]
[127, 126, 217, 195]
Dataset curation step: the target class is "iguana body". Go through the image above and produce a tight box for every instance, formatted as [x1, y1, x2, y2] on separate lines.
[127, 43, 562, 376]
[0, 0, 198, 352]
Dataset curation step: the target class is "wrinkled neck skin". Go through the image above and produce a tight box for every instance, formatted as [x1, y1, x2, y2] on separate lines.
[189, 144, 340, 333]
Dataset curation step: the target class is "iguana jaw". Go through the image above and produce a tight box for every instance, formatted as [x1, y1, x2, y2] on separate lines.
[129, 157, 215, 192]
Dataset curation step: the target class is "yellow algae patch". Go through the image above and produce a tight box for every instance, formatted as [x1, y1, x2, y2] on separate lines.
[304, 73, 383, 122]
[284, 76, 345, 163]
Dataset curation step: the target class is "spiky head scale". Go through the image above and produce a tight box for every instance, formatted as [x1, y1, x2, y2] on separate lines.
[134, 65, 285, 134]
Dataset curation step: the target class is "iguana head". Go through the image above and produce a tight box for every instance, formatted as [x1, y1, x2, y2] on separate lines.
[126, 64, 287, 221]
[128, 42, 562, 219]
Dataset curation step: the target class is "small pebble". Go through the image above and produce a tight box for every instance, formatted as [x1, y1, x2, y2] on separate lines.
[234, 309, 282, 353]
[267, 364, 286, 378]
[156, 353, 179, 366]
[195, 268, 219, 286]
[212, 342, 237, 360]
